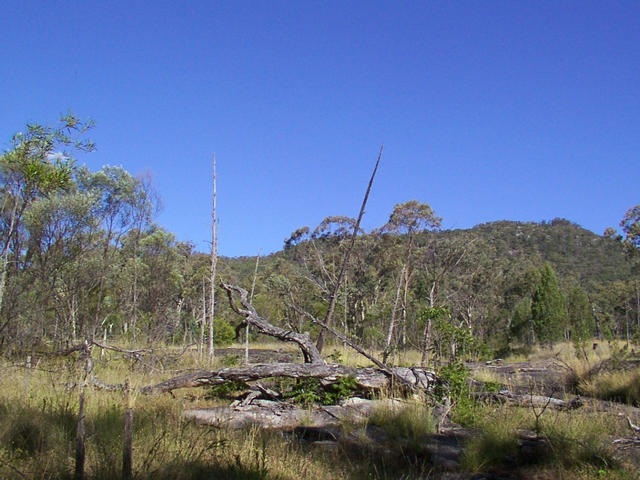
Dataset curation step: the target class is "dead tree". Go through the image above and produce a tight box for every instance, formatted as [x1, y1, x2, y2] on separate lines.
[209, 153, 218, 364]
[221, 282, 324, 364]
[316, 145, 383, 352]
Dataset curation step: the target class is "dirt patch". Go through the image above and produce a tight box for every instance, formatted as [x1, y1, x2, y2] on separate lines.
[214, 347, 301, 364]
[468, 359, 568, 396]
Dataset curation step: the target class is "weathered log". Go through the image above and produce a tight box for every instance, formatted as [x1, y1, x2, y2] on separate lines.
[221, 282, 324, 364]
[184, 397, 411, 429]
[140, 362, 437, 396]
[476, 390, 583, 410]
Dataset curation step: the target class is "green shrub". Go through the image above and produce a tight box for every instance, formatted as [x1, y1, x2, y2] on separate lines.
[214, 317, 236, 345]
[205, 380, 249, 400]
[282, 375, 359, 406]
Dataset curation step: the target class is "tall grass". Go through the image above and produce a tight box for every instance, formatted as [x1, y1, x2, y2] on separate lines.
[0, 355, 361, 480]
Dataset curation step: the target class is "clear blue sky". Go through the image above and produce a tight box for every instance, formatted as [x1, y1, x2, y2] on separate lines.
[1, 1, 638, 257]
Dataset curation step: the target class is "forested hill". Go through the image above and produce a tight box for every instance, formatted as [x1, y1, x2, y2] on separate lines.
[220, 218, 634, 354]
[228, 218, 630, 291]
[441, 219, 630, 286]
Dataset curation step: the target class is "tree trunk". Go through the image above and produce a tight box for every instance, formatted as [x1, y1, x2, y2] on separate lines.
[383, 266, 404, 363]
[141, 363, 436, 395]
[222, 283, 325, 364]
[316, 146, 383, 352]
[199, 277, 206, 362]
[122, 379, 133, 480]
[209, 154, 218, 364]
[0, 185, 21, 315]
[246, 252, 260, 365]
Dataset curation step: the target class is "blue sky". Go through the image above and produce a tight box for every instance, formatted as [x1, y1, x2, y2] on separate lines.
[1, 1, 638, 256]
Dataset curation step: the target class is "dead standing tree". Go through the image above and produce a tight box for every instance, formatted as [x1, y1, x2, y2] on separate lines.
[315, 145, 383, 353]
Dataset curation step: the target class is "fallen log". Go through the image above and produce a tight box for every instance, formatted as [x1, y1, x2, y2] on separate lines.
[475, 390, 583, 410]
[140, 363, 437, 396]
[183, 397, 408, 429]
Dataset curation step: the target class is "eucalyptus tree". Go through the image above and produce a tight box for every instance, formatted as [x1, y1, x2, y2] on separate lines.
[620, 206, 640, 254]
[378, 201, 442, 362]
[70, 166, 155, 340]
[620, 205, 640, 333]
[0, 115, 94, 344]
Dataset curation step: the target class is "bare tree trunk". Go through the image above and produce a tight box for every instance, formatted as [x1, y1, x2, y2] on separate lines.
[246, 251, 260, 365]
[420, 283, 436, 367]
[0, 185, 21, 315]
[75, 341, 92, 480]
[142, 362, 436, 396]
[420, 318, 432, 367]
[316, 145, 383, 352]
[342, 275, 349, 346]
[199, 277, 206, 362]
[209, 154, 218, 365]
[383, 266, 404, 363]
[401, 268, 411, 348]
[122, 379, 133, 480]
[70, 294, 77, 343]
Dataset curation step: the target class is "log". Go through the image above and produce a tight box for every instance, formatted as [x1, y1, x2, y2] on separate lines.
[184, 397, 412, 429]
[476, 390, 583, 410]
[140, 362, 437, 396]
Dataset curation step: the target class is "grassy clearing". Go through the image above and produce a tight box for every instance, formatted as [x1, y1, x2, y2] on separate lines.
[460, 402, 628, 478]
[577, 367, 640, 405]
[368, 401, 435, 443]
[0, 355, 368, 480]
[2, 342, 639, 480]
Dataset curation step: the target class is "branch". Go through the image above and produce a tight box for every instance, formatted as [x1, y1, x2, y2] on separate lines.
[316, 145, 383, 352]
[288, 302, 390, 373]
[627, 416, 640, 433]
[221, 282, 325, 364]
[91, 340, 153, 358]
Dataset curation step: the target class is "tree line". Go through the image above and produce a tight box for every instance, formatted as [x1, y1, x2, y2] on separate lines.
[1, 116, 639, 363]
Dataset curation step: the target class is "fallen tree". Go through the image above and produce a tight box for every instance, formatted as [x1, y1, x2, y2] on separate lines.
[141, 362, 438, 395]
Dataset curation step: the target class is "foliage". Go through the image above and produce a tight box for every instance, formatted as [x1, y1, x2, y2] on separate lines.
[436, 362, 471, 400]
[620, 205, 640, 255]
[213, 317, 236, 346]
[205, 380, 249, 400]
[380, 200, 442, 235]
[568, 286, 595, 343]
[531, 263, 568, 344]
[282, 375, 359, 406]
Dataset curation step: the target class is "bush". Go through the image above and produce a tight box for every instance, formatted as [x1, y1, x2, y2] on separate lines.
[282, 375, 359, 406]
[368, 402, 434, 444]
[214, 317, 236, 345]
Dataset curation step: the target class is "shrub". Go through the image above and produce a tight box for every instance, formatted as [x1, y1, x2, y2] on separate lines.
[214, 317, 236, 345]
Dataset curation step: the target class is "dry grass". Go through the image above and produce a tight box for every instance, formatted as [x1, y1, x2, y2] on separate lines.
[0, 355, 363, 480]
[461, 402, 627, 477]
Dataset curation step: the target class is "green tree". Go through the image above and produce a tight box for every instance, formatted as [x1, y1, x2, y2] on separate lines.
[620, 206, 640, 254]
[379, 201, 442, 362]
[567, 286, 593, 342]
[531, 263, 568, 344]
[0, 115, 94, 338]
